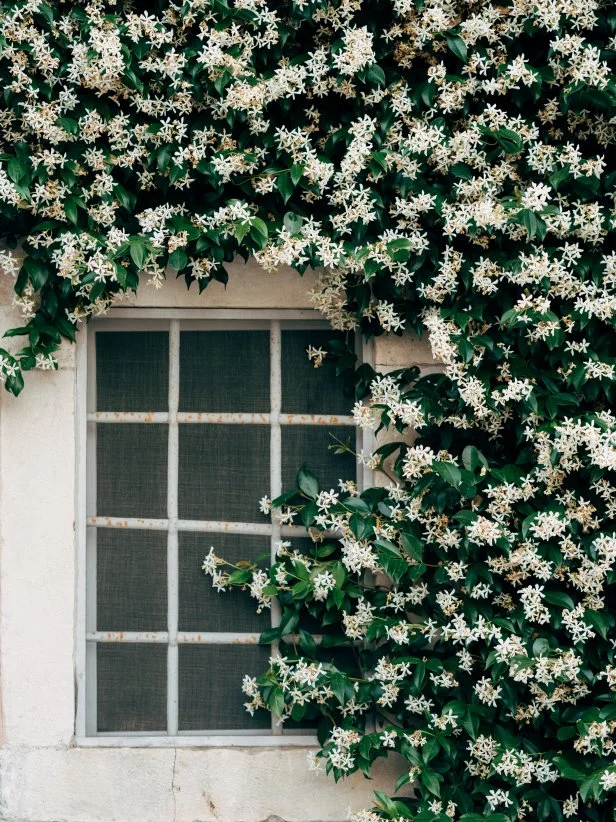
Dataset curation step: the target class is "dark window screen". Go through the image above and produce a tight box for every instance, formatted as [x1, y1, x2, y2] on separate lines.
[179, 331, 270, 412]
[179, 533, 270, 633]
[178, 425, 270, 522]
[97, 331, 168, 412]
[97, 643, 167, 732]
[97, 529, 167, 632]
[97, 424, 168, 519]
[281, 329, 353, 414]
[282, 426, 356, 492]
[178, 644, 271, 731]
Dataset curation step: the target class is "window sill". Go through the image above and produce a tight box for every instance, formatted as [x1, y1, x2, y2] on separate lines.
[76, 734, 319, 748]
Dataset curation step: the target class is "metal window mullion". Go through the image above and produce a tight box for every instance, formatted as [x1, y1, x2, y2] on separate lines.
[86, 516, 313, 537]
[167, 320, 180, 736]
[88, 631, 170, 643]
[269, 321, 283, 736]
[87, 412, 354, 426]
[85, 328, 98, 736]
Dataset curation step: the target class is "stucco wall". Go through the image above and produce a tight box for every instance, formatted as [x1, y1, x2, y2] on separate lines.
[0, 261, 430, 822]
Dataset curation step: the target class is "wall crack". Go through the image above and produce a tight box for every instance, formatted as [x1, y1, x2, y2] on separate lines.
[171, 748, 178, 822]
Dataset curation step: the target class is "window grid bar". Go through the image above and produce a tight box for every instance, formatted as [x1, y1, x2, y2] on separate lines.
[269, 320, 283, 736]
[87, 631, 260, 644]
[167, 320, 180, 736]
[87, 412, 354, 426]
[86, 516, 311, 536]
[87, 631, 330, 645]
[75, 323, 89, 740]
[85, 327, 98, 736]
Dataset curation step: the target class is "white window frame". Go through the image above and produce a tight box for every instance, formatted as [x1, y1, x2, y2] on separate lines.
[75, 307, 374, 747]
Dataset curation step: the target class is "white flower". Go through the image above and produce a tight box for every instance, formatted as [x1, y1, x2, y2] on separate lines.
[521, 182, 552, 211]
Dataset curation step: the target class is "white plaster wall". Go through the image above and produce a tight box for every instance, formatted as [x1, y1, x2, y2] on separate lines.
[0, 260, 424, 822]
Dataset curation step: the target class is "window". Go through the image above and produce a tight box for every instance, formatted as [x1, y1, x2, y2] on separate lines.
[76, 310, 362, 744]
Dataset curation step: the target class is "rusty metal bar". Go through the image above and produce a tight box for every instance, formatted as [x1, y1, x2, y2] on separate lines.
[86, 515, 311, 536]
[269, 320, 283, 736]
[177, 632, 261, 645]
[87, 411, 354, 426]
[87, 516, 169, 530]
[86, 631, 330, 645]
[167, 320, 180, 736]
[87, 412, 169, 423]
[87, 631, 169, 643]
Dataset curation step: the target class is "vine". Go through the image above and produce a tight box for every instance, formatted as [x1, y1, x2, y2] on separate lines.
[1, 0, 616, 819]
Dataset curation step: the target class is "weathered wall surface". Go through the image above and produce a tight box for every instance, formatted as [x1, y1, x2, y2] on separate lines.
[0, 261, 432, 821]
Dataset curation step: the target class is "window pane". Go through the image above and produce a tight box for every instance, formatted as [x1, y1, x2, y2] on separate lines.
[281, 330, 353, 414]
[96, 331, 168, 412]
[178, 425, 269, 522]
[281, 426, 356, 493]
[179, 533, 270, 633]
[179, 331, 270, 412]
[97, 643, 167, 732]
[97, 424, 168, 518]
[97, 529, 167, 632]
[178, 645, 271, 731]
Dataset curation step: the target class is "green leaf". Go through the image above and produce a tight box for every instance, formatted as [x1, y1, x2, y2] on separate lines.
[550, 165, 570, 190]
[400, 531, 423, 561]
[453, 510, 479, 524]
[168, 249, 188, 270]
[298, 628, 317, 657]
[300, 501, 318, 527]
[450, 162, 473, 179]
[366, 64, 386, 86]
[532, 637, 551, 657]
[156, 146, 172, 172]
[445, 33, 467, 62]
[462, 445, 486, 472]
[495, 127, 523, 154]
[5, 368, 24, 396]
[330, 673, 349, 705]
[297, 465, 319, 499]
[233, 222, 251, 243]
[421, 768, 441, 797]
[259, 626, 283, 644]
[341, 497, 371, 513]
[283, 212, 303, 236]
[290, 164, 304, 185]
[23, 258, 49, 290]
[63, 196, 79, 225]
[251, 217, 268, 241]
[3, 326, 30, 338]
[584, 609, 614, 639]
[7, 156, 28, 183]
[459, 481, 477, 498]
[226, 569, 252, 585]
[520, 208, 538, 238]
[580, 770, 605, 803]
[168, 164, 186, 185]
[129, 238, 147, 269]
[375, 538, 402, 557]
[267, 686, 285, 717]
[349, 512, 371, 540]
[432, 461, 462, 487]
[276, 172, 294, 204]
[543, 590, 575, 610]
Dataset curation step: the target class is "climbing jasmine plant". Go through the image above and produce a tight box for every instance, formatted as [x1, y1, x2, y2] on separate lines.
[1, 0, 616, 819]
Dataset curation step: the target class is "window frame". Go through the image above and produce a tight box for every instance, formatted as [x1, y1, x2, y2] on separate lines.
[75, 307, 374, 747]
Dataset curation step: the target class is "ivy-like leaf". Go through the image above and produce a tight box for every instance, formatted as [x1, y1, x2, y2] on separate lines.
[297, 464, 319, 499]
